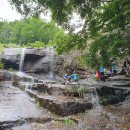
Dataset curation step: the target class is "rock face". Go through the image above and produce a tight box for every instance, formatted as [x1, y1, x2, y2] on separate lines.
[27, 89, 93, 116]
[1, 70, 130, 117]
[1, 48, 64, 76]
[0, 70, 15, 81]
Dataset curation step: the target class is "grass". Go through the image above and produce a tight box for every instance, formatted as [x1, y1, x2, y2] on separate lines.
[62, 117, 74, 126]
[65, 85, 88, 97]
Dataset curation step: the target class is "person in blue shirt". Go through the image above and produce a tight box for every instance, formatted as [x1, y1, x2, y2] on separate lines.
[99, 66, 105, 82]
[111, 61, 117, 76]
[72, 71, 78, 82]
[63, 74, 71, 83]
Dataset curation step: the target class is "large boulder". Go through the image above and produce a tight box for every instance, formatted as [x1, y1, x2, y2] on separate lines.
[0, 70, 15, 81]
[0, 48, 64, 75]
[1, 55, 20, 69]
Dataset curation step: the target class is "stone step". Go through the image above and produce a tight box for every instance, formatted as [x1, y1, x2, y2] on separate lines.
[30, 83, 95, 97]
[103, 81, 130, 88]
[31, 83, 66, 96]
[108, 75, 130, 81]
[126, 74, 130, 78]
[26, 89, 93, 116]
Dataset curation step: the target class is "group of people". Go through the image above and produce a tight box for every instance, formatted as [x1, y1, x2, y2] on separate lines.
[96, 58, 130, 82]
[63, 58, 130, 83]
[64, 71, 78, 83]
[63, 66, 78, 83]
[96, 66, 111, 82]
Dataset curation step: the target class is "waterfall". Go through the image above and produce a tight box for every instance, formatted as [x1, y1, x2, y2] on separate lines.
[50, 46, 55, 79]
[19, 48, 26, 72]
[89, 89, 101, 108]
[46, 46, 55, 79]
[90, 90, 101, 108]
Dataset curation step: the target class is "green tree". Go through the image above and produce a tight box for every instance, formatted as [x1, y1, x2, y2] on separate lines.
[9, 0, 130, 68]
[0, 17, 63, 45]
[50, 32, 86, 54]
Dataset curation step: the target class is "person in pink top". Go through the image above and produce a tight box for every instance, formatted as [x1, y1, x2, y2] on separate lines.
[97, 70, 101, 81]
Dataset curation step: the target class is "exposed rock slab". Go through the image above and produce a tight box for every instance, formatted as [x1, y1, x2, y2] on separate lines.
[26, 89, 93, 116]
[31, 83, 66, 95]
[108, 75, 130, 81]
[3, 48, 46, 56]
[0, 70, 15, 81]
[0, 83, 52, 122]
[1, 48, 64, 75]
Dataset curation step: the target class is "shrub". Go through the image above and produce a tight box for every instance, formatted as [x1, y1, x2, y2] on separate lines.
[25, 41, 45, 48]
[65, 85, 88, 97]
[8, 67, 16, 71]
[0, 61, 4, 70]
[62, 117, 74, 126]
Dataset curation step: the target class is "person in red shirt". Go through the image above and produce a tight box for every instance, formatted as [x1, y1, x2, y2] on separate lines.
[97, 70, 101, 81]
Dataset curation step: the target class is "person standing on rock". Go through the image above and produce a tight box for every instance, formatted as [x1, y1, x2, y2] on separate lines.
[97, 70, 101, 81]
[125, 58, 130, 75]
[100, 66, 105, 82]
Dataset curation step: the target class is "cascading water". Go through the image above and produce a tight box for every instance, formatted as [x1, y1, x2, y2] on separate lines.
[19, 48, 26, 72]
[90, 91, 100, 108]
[46, 46, 55, 79]
[88, 88, 101, 109]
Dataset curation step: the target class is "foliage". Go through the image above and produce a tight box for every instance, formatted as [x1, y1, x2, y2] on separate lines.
[85, 0, 130, 68]
[0, 44, 4, 53]
[2, 43, 21, 48]
[92, 76, 98, 81]
[8, 0, 130, 68]
[9, 0, 101, 26]
[24, 41, 46, 48]
[0, 17, 64, 45]
[0, 43, 21, 54]
[0, 61, 4, 70]
[50, 33, 86, 54]
[65, 85, 88, 97]
[8, 67, 16, 71]
[62, 117, 74, 126]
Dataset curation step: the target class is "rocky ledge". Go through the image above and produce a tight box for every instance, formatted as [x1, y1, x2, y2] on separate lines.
[26, 89, 93, 116]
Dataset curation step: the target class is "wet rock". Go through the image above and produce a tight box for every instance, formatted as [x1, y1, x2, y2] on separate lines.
[53, 57, 64, 75]
[26, 89, 93, 116]
[0, 70, 15, 81]
[1, 55, 20, 69]
[32, 62, 50, 73]
[1, 48, 64, 75]
[12, 119, 78, 130]
[31, 83, 66, 95]
[109, 75, 130, 81]
[31, 55, 63, 74]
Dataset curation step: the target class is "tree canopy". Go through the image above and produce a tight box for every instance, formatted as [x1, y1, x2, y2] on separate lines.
[0, 17, 64, 46]
[8, 0, 130, 68]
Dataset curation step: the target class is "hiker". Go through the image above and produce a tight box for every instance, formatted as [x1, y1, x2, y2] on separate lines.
[123, 59, 129, 75]
[72, 71, 78, 82]
[111, 61, 117, 76]
[63, 74, 71, 83]
[100, 66, 105, 82]
[125, 58, 130, 75]
[96, 70, 101, 81]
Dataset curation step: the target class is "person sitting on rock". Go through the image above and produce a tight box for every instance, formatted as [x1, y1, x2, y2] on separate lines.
[63, 74, 71, 83]
[111, 61, 117, 76]
[72, 71, 79, 82]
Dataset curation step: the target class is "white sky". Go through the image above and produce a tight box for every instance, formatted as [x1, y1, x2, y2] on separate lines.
[0, 0, 22, 21]
[0, 0, 82, 32]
